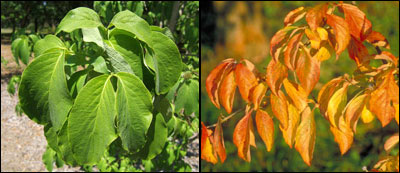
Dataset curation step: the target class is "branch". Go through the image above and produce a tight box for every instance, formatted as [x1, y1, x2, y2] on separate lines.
[206, 107, 246, 129]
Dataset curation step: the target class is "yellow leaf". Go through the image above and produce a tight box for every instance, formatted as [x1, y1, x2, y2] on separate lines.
[305, 28, 320, 49]
[295, 107, 316, 166]
[327, 84, 348, 128]
[270, 90, 289, 130]
[281, 104, 300, 148]
[330, 115, 354, 155]
[255, 109, 274, 151]
[201, 122, 218, 164]
[283, 78, 308, 112]
[344, 94, 367, 132]
[315, 45, 331, 61]
[317, 27, 328, 40]
[361, 105, 375, 123]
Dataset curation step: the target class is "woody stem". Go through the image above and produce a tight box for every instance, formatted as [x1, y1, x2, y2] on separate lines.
[206, 107, 246, 129]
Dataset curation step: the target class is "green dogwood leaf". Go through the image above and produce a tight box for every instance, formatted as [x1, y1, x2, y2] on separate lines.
[68, 74, 117, 165]
[175, 79, 199, 117]
[19, 48, 73, 130]
[34, 35, 66, 57]
[115, 72, 153, 152]
[56, 7, 104, 35]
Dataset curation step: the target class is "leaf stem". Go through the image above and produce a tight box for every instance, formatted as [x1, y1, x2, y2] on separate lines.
[206, 107, 246, 129]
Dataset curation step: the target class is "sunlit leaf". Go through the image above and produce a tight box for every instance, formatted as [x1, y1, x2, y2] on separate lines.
[266, 59, 288, 96]
[306, 3, 328, 31]
[283, 78, 308, 113]
[347, 36, 368, 65]
[206, 59, 235, 108]
[255, 109, 274, 151]
[284, 32, 304, 70]
[219, 70, 237, 113]
[326, 14, 350, 56]
[330, 115, 354, 155]
[213, 117, 227, 163]
[384, 133, 399, 152]
[317, 27, 328, 40]
[345, 94, 367, 132]
[235, 63, 258, 102]
[270, 26, 297, 61]
[250, 83, 267, 110]
[305, 28, 320, 49]
[339, 3, 372, 41]
[295, 107, 316, 166]
[327, 83, 348, 128]
[233, 108, 256, 162]
[201, 122, 218, 164]
[284, 7, 306, 26]
[280, 104, 300, 148]
[361, 104, 375, 123]
[270, 90, 289, 130]
[315, 45, 331, 61]
[318, 77, 344, 119]
[296, 47, 321, 95]
[366, 31, 390, 49]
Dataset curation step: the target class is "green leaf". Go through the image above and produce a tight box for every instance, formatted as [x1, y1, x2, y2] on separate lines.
[33, 35, 66, 57]
[42, 146, 56, 172]
[151, 26, 175, 42]
[82, 27, 105, 50]
[28, 34, 40, 44]
[114, 72, 153, 152]
[150, 31, 182, 94]
[7, 75, 20, 96]
[108, 29, 145, 80]
[91, 56, 108, 74]
[57, 120, 78, 166]
[109, 10, 152, 46]
[68, 74, 117, 165]
[19, 49, 73, 130]
[104, 41, 134, 74]
[55, 153, 65, 168]
[175, 79, 199, 117]
[18, 37, 30, 65]
[11, 37, 22, 65]
[56, 7, 104, 35]
[44, 124, 60, 154]
[137, 112, 168, 160]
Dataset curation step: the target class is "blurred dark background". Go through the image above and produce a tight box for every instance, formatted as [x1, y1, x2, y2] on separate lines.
[201, 1, 399, 172]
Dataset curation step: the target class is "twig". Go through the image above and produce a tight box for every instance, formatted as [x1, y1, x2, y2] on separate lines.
[206, 107, 246, 129]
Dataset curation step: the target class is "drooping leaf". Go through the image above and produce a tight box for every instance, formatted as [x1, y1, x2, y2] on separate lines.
[284, 32, 304, 70]
[365, 31, 390, 49]
[284, 7, 306, 26]
[233, 107, 256, 162]
[57, 120, 78, 166]
[330, 115, 354, 155]
[137, 112, 167, 160]
[235, 63, 258, 102]
[317, 27, 328, 41]
[270, 26, 297, 60]
[305, 28, 321, 49]
[295, 107, 316, 166]
[68, 75, 117, 165]
[255, 109, 274, 151]
[315, 44, 331, 61]
[270, 90, 289, 130]
[34, 35, 67, 57]
[219, 69, 237, 113]
[201, 122, 218, 164]
[11, 37, 22, 65]
[56, 7, 104, 35]
[283, 78, 308, 113]
[115, 72, 153, 152]
[305, 3, 328, 31]
[19, 48, 73, 130]
[327, 83, 349, 128]
[280, 104, 300, 148]
[296, 47, 320, 95]
[205, 59, 235, 108]
[213, 117, 226, 163]
[361, 104, 375, 123]
[82, 27, 105, 50]
[339, 3, 372, 41]
[347, 36, 368, 65]
[384, 133, 399, 152]
[318, 77, 344, 119]
[326, 14, 350, 56]
[175, 79, 199, 116]
[266, 59, 288, 96]
[18, 37, 30, 65]
[42, 146, 56, 172]
[373, 156, 399, 172]
[344, 94, 367, 132]
[250, 83, 267, 110]
[104, 40, 135, 74]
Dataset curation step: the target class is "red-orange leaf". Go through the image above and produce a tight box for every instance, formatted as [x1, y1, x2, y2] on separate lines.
[369, 72, 397, 127]
[235, 63, 258, 103]
[281, 104, 300, 148]
[284, 32, 304, 71]
[201, 122, 218, 164]
[270, 90, 289, 130]
[366, 31, 390, 49]
[339, 3, 372, 41]
[219, 69, 237, 114]
[255, 109, 274, 151]
[250, 83, 267, 110]
[330, 115, 354, 155]
[326, 14, 350, 56]
[266, 59, 288, 96]
[270, 26, 297, 61]
[213, 117, 227, 163]
[295, 106, 316, 166]
[348, 36, 368, 65]
[306, 3, 328, 31]
[384, 133, 399, 152]
[283, 78, 308, 113]
[206, 59, 235, 108]
[284, 6, 306, 26]
[296, 46, 321, 95]
[233, 107, 256, 162]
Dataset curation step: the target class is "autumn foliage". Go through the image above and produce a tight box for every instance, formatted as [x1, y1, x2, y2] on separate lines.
[202, 2, 399, 171]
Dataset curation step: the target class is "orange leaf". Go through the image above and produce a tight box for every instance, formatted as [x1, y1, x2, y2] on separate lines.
[344, 94, 367, 132]
[326, 14, 350, 56]
[347, 36, 368, 65]
[318, 77, 344, 120]
[270, 26, 297, 61]
[250, 83, 267, 110]
[266, 59, 288, 96]
[306, 3, 329, 31]
[366, 31, 390, 49]
[305, 28, 321, 49]
[206, 59, 235, 108]
[235, 63, 258, 103]
[369, 72, 397, 127]
[339, 3, 372, 41]
[213, 117, 227, 163]
[255, 109, 274, 151]
[219, 69, 237, 114]
[384, 133, 399, 152]
[284, 32, 304, 70]
[373, 51, 398, 67]
[201, 122, 218, 164]
[330, 115, 354, 155]
[395, 103, 399, 125]
[284, 6, 306, 26]
[327, 83, 349, 129]
[296, 46, 321, 95]
[280, 104, 300, 148]
[270, 90, 289, 130]
[295, 106, 316, 166]
[283, 78, 308, 113]
[233, 107, 256, 162]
